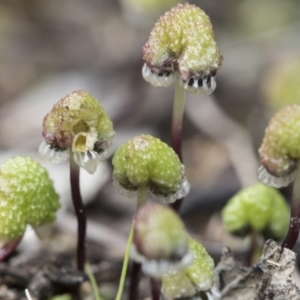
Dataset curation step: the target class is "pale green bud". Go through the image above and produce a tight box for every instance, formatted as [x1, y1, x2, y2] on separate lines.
[162, 237, 220, 300]
[131, 203, 192, 277]
[258, 105, 300, 188]
[142, 3, 222, 94]
[222, 183, 289, 239]
[112, 134, 190, 203]
[0, 157, 60, 243]
[39, 90, 115, 174]
[262, 56, 300, 111]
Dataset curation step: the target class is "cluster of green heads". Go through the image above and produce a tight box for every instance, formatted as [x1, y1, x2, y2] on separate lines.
[0, 90, 190, 243]
[223, 103, 300, 242]
[0, 0, 225, 255]
[3, 2, 298, 298]
[131, 202, 218, 300]
[0, 87, 217, 298]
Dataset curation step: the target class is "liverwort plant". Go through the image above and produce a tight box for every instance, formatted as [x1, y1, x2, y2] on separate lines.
[112, 134, 190, 205]
[132, 203, 192, 277]
[132, 203, 193, 300]
[112, 134, 190, 300]
[222, 183, 289, 264]
[257, 104, 300, 250]
[162, 238, 220, 300]
[142, 2, 222, 210]
[40, 90, 114, 173]
[39, 90, 114, 272]
[0, 156, 60, 261]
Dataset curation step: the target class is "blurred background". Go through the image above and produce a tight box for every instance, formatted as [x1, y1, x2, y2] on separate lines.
[0, 0, 300, 296]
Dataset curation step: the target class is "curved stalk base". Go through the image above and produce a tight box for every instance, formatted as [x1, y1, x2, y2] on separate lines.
[0, 237, 22, 262]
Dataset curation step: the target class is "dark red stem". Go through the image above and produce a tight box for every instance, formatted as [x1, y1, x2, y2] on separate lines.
[245, 232, 258, 266]
[171, 128, 182, 162]
[170, 126, 184, 212]
[281, 196, 300, 250]
[0, 237, 22, 262]
[70, 160, 86, 272]
[128, 262, 141, 300]
[150, 278, 161, 300]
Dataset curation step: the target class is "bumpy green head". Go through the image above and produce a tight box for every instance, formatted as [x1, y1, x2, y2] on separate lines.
[258, 105, 300, 188]
[142, 3, 222, 94]
[40, 90, 115, 174]
[112, 134, 190, 203]
[222, 183, 289, 239]
[0, 157, 60, 243]
[132, 203, 192, 277]
[162, 237, 219, 300]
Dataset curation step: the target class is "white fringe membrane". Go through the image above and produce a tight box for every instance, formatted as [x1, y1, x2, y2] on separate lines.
[73, 141, 114, 174]
[97, 142, 114, 161]
[73, 150, 101, 174]
[205, 285, 221, 300]
[39, 141, 69, 164]
[257, 164, 297, 188]
[151, 176, 191, 204]
[142, 63, 176, 87]
[131, 244, 193, 278]
[179, 75, 216, 95]
[112, 179, 137, 198]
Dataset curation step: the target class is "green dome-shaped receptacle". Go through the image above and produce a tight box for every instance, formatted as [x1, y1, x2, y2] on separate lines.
[131, 203, 193, 277]
[258, 105, 300, 188]
[142, 3, 222, 94]
[162, 237, 218, 300]
[222, 183, 289, 239]
[43, 90, 114, 150]
[0, 156, 60, 243]
[40, 90, 115, 174]
[134, 202, 188, 261]
[112, 134, 190, 203]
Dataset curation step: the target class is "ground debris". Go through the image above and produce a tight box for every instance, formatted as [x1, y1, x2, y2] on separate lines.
[215, 239, 300, 299]
[0, 251, 85, 300]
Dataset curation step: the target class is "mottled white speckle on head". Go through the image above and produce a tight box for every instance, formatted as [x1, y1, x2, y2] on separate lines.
[132, 136, 150, 151]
